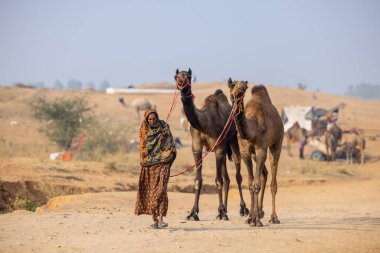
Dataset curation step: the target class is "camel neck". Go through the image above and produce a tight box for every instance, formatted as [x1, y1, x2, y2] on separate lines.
[234, 98, 249, 139]
[180, 86, 205, 131]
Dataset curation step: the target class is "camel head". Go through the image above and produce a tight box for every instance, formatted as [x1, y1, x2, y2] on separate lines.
[175, 68, 192, 90]
[227, 78, 248, 102]
[118, 96, 127, 108]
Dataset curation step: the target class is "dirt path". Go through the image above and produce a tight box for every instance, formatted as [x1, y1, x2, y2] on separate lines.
[1, 177, 379, 253]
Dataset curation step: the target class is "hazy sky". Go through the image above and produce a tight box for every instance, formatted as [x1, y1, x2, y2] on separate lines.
[0, 0, 379, 94]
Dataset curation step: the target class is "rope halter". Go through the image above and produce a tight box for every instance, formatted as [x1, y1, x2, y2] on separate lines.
[230, 82, 246, 115]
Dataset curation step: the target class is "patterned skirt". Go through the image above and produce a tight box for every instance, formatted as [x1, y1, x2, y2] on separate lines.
[135, 163, 170, 220]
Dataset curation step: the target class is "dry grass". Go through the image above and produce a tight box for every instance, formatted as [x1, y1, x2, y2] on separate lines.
[1, 84, 380, 205]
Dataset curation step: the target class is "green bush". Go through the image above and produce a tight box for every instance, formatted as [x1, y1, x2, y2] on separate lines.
[12, 195, 38, 212]
[78, 124, 129, 161]
[30, 97, 94, 149]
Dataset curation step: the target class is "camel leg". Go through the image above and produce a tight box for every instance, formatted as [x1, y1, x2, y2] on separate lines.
[231, 137, 249, 217]
[242, 152, 254, 224]
[268, 143, 282, 224]
[350, 148, 354, 164]
[360, 148, 365, 166]
[221, 154, 230, 220]
[250, 147, 267, 227]
[258, 164, 268, 219]
[136, 108, 140, 120]
[251, 151, 266, 219]
[326, 141, 331, 161]
[186, 148, 203, 221]
[215, 151, 228, 220]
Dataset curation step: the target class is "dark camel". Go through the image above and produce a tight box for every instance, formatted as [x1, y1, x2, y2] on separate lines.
[175, 69, 249, 221]
[228, 79, 283, 227]
[325, 123, 342, 161]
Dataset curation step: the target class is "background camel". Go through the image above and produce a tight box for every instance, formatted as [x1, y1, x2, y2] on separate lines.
[285, 122, 308, 158]
[119, 97, 156, 120]
[228, 79, 283, 227]
[175, 68, 249, 221]
[340, 130, 366, 165]
[324, 123, 342, 161]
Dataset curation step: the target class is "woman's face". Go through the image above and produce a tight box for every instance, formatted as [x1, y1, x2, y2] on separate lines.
[147, 113, 158, 127]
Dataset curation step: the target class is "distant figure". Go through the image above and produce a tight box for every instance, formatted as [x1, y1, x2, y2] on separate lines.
[174, 137, 183, 148]
[135, 109, 177, 229]
[179, 115, 189, 132]
[119, 97, 156, 120]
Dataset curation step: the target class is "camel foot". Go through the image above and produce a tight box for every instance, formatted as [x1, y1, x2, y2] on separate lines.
[216, 211, 229, 221]
[186, 211, 200, 221]
[269, 217, 280, 224]
[240, 206, 250, 217]
[245, 216, 252, 224]
[249, 220, 263, 227]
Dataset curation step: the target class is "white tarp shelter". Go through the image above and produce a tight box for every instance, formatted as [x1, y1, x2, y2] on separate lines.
[282, 106, 313, 132]
[106, 88, 176, 94]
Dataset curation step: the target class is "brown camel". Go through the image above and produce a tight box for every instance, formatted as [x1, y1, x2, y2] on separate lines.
[340, 130, 365, 165]
[175, 68, 249, 221]
[324, 123, 342, 161]
[228, 78, 283, 227]
[285, 122, 308, 159]
[119, 97, 156, 120]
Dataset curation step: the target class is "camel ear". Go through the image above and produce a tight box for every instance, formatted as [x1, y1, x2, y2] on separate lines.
[176, 69, 179, 75]
[188, 68, 192, 76]
[228, 78, 233, 88]
[245, 81, 248, 85]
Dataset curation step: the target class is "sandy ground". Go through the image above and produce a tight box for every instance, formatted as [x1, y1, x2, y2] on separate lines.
[1, 170, 379, 253]
[1, 85, 380, 252]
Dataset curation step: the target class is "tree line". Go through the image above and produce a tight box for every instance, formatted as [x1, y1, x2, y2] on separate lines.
[345, 83, 380, 99]
[12, 80, 111, 91]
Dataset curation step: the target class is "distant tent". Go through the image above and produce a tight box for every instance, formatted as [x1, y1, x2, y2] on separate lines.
[282, 103, 345, 136]
[282, 106, 313, 132]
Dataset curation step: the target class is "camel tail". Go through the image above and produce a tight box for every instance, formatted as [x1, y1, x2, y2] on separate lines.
[226, 139, 232, 161]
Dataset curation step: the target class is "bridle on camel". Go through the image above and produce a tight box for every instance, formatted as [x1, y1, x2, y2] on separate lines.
[230, 82, 246, 116]
[165, 73, 194, 122]
[165, 76, 245, 177]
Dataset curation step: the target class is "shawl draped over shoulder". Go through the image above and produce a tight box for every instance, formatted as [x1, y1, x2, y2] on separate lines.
[139, 109, 176, 167]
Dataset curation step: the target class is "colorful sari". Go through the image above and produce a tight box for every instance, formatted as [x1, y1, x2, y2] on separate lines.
[135, 109, 176, 221]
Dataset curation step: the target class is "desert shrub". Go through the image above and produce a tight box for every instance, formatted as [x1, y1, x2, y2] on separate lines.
[30, 96, 94, 149]
[12, 194, 38, 212]
[297, 83, 307, 90]
[79, 123, 129, 161]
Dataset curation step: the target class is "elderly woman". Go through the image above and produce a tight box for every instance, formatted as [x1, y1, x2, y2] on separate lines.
[135, 109, 177, 229]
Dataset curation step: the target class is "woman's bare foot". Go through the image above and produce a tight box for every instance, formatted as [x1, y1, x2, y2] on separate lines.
[150, 221, 159, 229]
[158, 221, 168, 228]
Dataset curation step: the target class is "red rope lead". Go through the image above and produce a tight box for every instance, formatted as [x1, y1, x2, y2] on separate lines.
[166, 89, 179, 123]
[170, 98, 242, 177]
[165, 76, 192, 123]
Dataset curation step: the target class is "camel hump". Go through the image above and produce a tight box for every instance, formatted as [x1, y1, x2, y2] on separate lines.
[251, 85, 272, 103]
[214, 89, 224, 96]
[251, 85, 267, 94]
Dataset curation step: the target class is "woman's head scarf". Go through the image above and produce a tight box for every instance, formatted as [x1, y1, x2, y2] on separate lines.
[139, 109, 176, 166]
